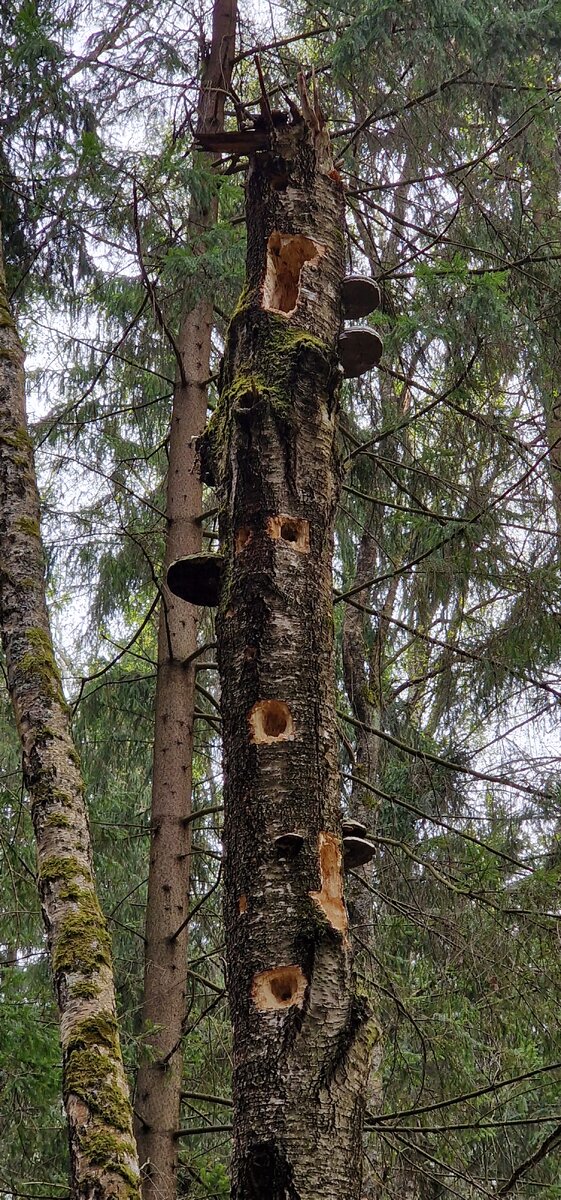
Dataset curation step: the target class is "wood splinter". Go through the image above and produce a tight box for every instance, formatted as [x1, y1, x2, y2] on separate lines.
[310, 832, 347, 934]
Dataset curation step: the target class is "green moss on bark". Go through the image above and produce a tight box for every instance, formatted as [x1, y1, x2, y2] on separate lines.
[20, 626, 66, 705]
[0, 427, 32, 450]
[45, 811, 72, 828]
[268, 321, 326, 356]
[40, 856, 96, 906]
[0, 307, 16, 330]
[59, 880, 87, 902]
[44, 786, 74, 808]
[201, 304, 332, 493]
[17, 514, 40, 537]
[40, 855, 90, 884]
[69, 978, 100, 1001]
[80, 1127, 139, 1190]
[53, 890, 112, 976]
[66, 1011, 120, 1056]
[65, 1046, 131, 1130]
[230, 283, 251, 321]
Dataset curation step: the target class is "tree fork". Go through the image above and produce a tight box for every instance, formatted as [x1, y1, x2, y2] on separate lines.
[0, 234, 141, 1198]
[207, 92, 376, 1200]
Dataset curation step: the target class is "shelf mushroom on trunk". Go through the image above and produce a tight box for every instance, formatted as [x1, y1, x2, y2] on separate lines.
[341, 273, 381, 319]
[166, 552, 224, 607]
[338, 326, 383, 378]
[338, 270, 383, 377]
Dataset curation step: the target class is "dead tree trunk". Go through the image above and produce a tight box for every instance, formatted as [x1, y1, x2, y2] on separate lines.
[134, 4, 237, 1196]
[205, 89, 376, 1200]
[0, 233, 141, 1199]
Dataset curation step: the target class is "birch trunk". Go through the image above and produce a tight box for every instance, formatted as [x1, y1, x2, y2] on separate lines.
[134, 3, 237, 1196]
[206, 97, 376, 1200]
[0, 233, 140, 1199]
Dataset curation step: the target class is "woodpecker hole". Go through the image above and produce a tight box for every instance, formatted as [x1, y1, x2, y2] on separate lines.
[309, 832, 347, 935]
[239, 895, 248, 914]
[266, 514, 310, 553]
[235, 527, 253, 554]
[236, 389, 260, 415]
[262, 232, 325, 316]
[272, 977, 293, 1003]
[281, 520, 298, 542]
[249, 700, 294, 744]
[252, 964, 307, 1011]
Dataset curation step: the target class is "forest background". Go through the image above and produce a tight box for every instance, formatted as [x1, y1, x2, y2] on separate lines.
[3, 0, 561, 1197]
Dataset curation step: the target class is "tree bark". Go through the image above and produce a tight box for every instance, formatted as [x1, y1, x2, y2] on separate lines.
[133, 4, 237, 1197]
[0, 232, 141, 1199]
[341, 528, 394, 1198]
[207, 93, 376, 1200]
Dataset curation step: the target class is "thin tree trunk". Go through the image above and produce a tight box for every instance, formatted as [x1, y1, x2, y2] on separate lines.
[0, 232, 141, 1199]
[134, 4, 237, 1196]
[525, 160, 561, 540]
[341, 527, 382, 970]
[341, 530, 395, 1199]
[207, 89, 376, 1200]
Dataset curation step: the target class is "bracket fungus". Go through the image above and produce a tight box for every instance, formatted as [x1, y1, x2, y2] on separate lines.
[274, 832, 305, 857]
[338, 327, 383, 378]
[341, 274, 381, 320]
[341, 818, 367, 839]
[166, 553, 224, 607]
[343, 835, 376, 870]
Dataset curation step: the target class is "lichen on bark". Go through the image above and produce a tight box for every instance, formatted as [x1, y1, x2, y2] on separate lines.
[0, 224, 141, 1200]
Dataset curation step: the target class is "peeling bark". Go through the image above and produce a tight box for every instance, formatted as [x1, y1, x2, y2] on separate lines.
[206, 103, 376, 1200]
[134, 3, 237, 1196]
[0, 232, 140, 1199]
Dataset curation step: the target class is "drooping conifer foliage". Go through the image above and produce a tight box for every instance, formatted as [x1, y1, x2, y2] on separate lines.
[3, 0, 561, 1197]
